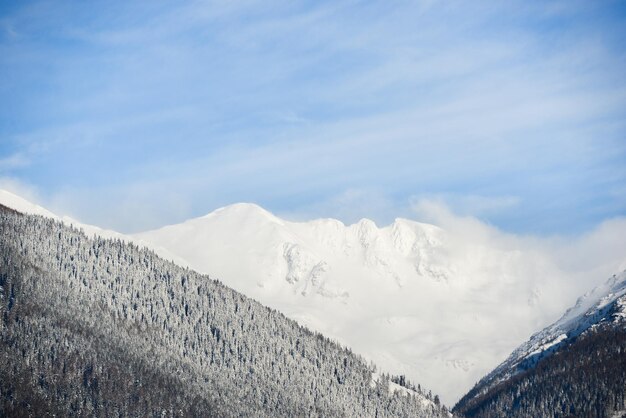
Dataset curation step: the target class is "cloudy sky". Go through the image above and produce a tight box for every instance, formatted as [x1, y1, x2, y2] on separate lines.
[1, 0, 625, 234]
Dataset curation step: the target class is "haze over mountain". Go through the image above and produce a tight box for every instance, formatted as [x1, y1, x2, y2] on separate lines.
[3, 189, 625, 404]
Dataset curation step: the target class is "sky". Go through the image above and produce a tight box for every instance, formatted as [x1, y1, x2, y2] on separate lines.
[1, 0, 625, 234]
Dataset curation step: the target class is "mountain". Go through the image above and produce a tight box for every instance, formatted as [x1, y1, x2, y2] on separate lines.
[0, 203, 452, 417]
[2, 190, 623, 405]
[132, 203, 580, 404]
[454, 271, 626, 417]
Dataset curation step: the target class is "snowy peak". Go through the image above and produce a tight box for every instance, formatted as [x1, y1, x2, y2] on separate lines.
[207, 202, 285, 225]
[132, 201, 566, 404]
[136, 206, 451, 297]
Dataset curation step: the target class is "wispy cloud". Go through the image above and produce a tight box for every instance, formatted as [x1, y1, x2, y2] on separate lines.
[410, 197, 626, 306]
[0, 0, 624, 233]
[0, 153, 29, 171]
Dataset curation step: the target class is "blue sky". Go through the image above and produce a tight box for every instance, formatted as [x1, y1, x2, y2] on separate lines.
[1, 0, 625, 234]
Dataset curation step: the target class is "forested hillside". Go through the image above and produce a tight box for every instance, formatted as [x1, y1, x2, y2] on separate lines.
[454, 326, 626, 418]
[0, 204, 450, 417]
[454, 272, 626, 418]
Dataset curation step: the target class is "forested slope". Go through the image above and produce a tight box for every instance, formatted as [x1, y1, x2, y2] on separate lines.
[454, 327, 626, 418]
[454, 272, 626, 418]
[0, 205, 450, 417]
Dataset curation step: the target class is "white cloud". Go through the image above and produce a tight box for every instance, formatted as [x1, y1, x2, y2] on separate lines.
[411, 197, 626, 301]
[1, 0, 624, 235]
[413, 194, 521, 218]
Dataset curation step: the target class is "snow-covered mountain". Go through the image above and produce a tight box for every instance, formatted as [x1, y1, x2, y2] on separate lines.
[454, 271, 626, 417]
[133, 203, 578, 404]
[1, 190, 622, 404]
[1, 203, 452, 417]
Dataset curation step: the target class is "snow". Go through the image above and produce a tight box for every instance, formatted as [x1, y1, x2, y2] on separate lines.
[2, 189, 623, 406]
[370, 372, 408, 395]
[369, 372, 431, 404]
[131, 202, 594, 404]
[0, 190, 58, 218]
[388, 380, 417, 397]
[527, 333, 567, 358]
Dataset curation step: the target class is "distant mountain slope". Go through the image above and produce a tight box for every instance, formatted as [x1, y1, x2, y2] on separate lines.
[0, 189, 189, 267]
[0, 204, 451, 417]
[132, 202, 583, 404]
[454, 271, 626, 418]
[0, 189, 59, 217]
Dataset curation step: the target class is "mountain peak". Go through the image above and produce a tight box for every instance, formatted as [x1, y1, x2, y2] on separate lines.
[206, 202, 283, 224]
[355, 218, 377, 227]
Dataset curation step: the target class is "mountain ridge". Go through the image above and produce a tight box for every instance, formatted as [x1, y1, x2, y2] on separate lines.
[131, 198, 574, 404]
[474, 270, 626, 390]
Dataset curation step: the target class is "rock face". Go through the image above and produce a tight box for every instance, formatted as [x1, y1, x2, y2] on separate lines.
[0, 204, 451, 417]
[454, 271, 626, 418]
